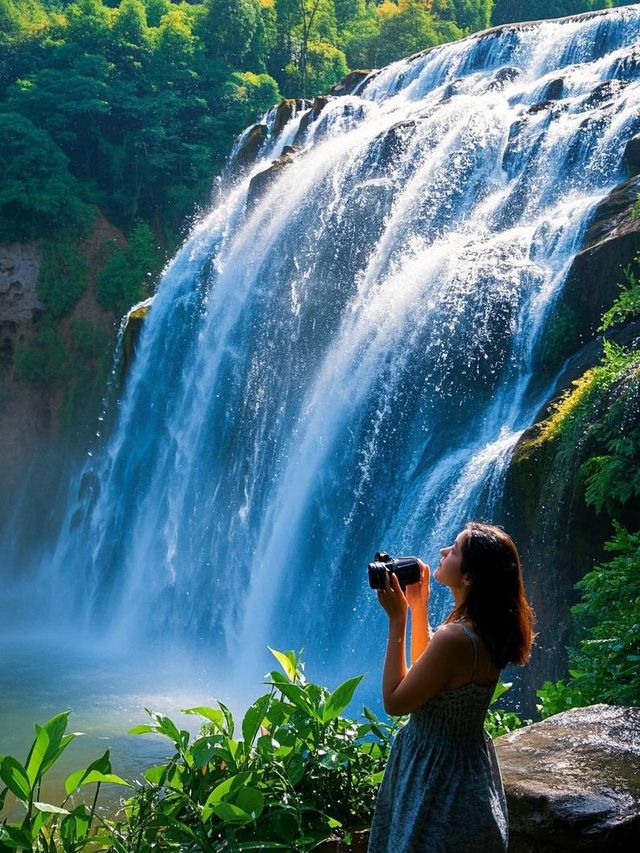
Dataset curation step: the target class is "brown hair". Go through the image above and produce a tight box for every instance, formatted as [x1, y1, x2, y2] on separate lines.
[445, 521, 535, 669]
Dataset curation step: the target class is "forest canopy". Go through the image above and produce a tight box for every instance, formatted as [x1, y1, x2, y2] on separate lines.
[0, 0, 624, 245]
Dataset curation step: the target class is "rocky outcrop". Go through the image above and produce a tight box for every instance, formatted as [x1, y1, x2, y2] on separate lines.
[246, 146, 301, 210]
[0, 243, 43, 367]
[293, 95, 331, 145]
[496, 705, 640, 851]
[234, 123, 268, 172]
[121, 297, 154, 374]
[330, 70, 372, 97]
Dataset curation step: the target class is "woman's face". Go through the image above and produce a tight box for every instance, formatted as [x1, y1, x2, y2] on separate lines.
[434, 530, 468, 591]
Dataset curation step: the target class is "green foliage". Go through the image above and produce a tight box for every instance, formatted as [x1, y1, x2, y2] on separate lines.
[14, 324, 69, 387]
[118, 647, 393, 849]
[96, 221, 164, 316]
[569, 522, 640, 706]
[600, 253, 640, 331]
[0, 710, 130, 853]
[484, 681, 530, 737]
[535, 678, 587, 719]
[491, 1, 613, 27]
[537, 524, 640, 716]
[37, 241, 88, 319]
[0, 112, 91, 242]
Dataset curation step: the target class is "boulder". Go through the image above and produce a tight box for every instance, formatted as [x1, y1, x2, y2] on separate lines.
[488, 66, 520, 91]
[246, 147, 301, 210]
[496, 705, 640, 851]
[330, 70, 371, 97]
[293, 95, 331, 145]
[624, 135, 640, 178]
[541, 77, 564, 101]
[233, 123, 268, 171]
[272, 99, 309, 138]
[121, 298, 154, 373]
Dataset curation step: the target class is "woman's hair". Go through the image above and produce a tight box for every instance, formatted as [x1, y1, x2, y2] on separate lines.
[445, 521, 535, 669]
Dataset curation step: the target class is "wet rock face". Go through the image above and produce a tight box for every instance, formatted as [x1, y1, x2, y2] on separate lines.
[330, 70, 371, 97]
[234, 123, 268, 171]
[0, 243, 43, 364]
[245, 147, 301, 210]
[496, 705, 640, 852]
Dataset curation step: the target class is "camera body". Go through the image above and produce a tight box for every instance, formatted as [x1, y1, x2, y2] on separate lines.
[368, 552, 421, 590]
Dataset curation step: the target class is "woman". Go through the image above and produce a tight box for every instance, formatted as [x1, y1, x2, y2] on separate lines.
[368, 522, 535, 853]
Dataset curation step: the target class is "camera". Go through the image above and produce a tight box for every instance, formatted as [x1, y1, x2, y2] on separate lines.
[368, 552, 421, 590]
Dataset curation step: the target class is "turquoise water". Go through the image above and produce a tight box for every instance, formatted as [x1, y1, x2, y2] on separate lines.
[0, 637, 236, 817]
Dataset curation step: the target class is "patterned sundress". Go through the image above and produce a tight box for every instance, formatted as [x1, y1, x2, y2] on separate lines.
[367, 625, 508, 852]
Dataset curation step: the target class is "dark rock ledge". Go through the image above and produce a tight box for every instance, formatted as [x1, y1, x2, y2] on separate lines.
[497, 705, 640, 852]
[318, 705, 640, 852]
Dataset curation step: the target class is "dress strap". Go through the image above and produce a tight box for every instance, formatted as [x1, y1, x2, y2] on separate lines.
[457, 623, 478, 683]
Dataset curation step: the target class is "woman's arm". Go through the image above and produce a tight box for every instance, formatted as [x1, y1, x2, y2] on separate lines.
[376, 574, 468, 715]
[405, 561, 430, 664]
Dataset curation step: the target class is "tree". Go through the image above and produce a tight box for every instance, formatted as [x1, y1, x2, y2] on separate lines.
[0, 111, 90, 241]
[491, 0, 607, 25]
[199, 0, 259, 66]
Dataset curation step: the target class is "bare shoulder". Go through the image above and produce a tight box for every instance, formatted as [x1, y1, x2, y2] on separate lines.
[430, 623, 472, 656]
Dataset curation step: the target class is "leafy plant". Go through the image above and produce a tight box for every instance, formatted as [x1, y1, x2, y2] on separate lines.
[0, 710, 130, 853]
[116, 647, 396, 851]
[484, 681, 529, 737]
[37, 242, 87, 320]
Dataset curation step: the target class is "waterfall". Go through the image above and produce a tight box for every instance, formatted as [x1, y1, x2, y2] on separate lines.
[4, 7, 640, 691]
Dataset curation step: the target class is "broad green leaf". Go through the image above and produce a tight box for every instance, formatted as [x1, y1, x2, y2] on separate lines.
[202, 771, 252, 811]
[190, 737, 218, 769]
[142, 762, 165, 785]
[218, 702, 235, 737]
[0, 824, 31, 849]
[232, 843, 289, 850]
[268, 647, 298, 683]
[33, 802, 70, 815]
[0, 784, 7, 811]
[273, 682, 315, 717]
[42, 712, 71, 750]
[370, 769, 385, 784]
[64, 749, 112, 795]
[318, 749, 339, 769]
[25, 725, 50, 787]
[490, 681, 512, 705]
[154, 714, 183, 746]
[242, 694, 271, 751]
[286, 752, 305, 786]
[127, 724, 157, 735]
[181, 706, 224, 730]
[40, 734, 79, 776]
[322, 675, 364, 722]
[0, 757, 30, 801]
[64, 769, 131, 794]
[232, 786, 263, 819]
[208, 801, 251, 824]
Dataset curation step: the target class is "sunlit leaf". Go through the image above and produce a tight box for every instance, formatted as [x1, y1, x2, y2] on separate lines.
[242, 694, 271, 751]
[322, 675, 364, 722]
[0, 757, 30, 801]
[268, 648, 298, 683]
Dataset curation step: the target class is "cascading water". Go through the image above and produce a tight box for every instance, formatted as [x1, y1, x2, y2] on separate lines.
[4, 7, 640, 695]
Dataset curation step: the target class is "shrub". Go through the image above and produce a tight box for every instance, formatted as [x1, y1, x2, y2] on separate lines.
[37, 241, 88, 319]
[14, 324, 68, 387]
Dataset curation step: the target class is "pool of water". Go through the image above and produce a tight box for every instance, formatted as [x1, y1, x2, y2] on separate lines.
[0, 636, 242, 818]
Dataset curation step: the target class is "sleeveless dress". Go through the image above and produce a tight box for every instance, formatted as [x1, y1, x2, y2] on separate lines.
[367, 625, 508, 853]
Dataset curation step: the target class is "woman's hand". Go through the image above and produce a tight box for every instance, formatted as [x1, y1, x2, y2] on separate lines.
[376, 570, 408, 622]
[405, 559, 430, 612]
